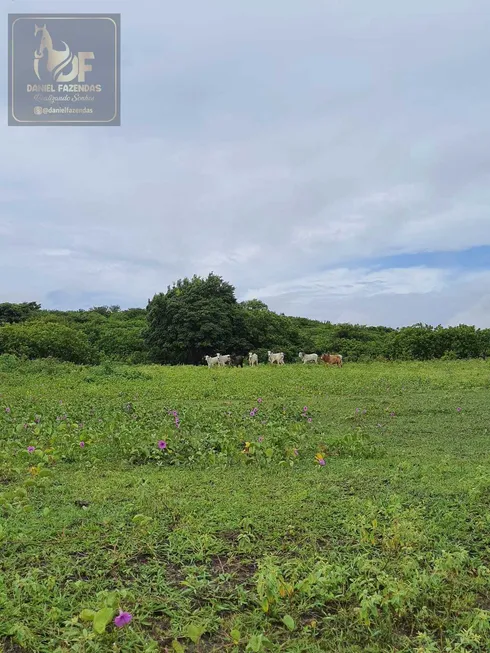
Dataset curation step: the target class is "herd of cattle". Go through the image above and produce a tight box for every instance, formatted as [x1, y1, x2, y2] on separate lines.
[204, 351, 343, 368]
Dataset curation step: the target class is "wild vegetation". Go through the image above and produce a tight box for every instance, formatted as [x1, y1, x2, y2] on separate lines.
[1, 357, 490, 651]
[1, 274, 489, 366]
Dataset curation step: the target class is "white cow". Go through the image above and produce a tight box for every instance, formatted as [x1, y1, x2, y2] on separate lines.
[216, 353, 231, 367]
[205, 355, 219, 368]
[268, 350, 285, 365]
[299, 352, 318, 364]
[248, 352, 258, 366]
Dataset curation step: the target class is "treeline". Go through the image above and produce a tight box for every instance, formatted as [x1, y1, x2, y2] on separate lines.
[1, 274, 489, 365]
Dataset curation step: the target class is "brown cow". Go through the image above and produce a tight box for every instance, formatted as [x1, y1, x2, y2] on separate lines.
[320, 353, 343, 367]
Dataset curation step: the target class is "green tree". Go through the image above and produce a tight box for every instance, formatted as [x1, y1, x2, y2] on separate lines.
[239, 300, 303, 361]
[0, 302, 41, 324]
[145, 273, 240, 364]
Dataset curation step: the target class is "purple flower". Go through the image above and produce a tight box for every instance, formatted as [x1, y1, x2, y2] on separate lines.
[114, 610, 132, 628]
[158, 440, 167, 450]
[318, 458, 326, 466]
[5, 407, 11, 414]
[27, 446, 35, 453]
[79, 441, 85, 448]
[390, 412, 395, 417]
[258, 437, 264, 443]
[257, 398, 263, 403]
[308, 417, 312, 423]
[456, 407, 462, 412]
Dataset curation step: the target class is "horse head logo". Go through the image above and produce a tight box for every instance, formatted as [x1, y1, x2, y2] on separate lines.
[33, 24, 79, 82]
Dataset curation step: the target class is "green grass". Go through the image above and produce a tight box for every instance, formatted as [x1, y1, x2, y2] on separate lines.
[1, 359, 490, 652]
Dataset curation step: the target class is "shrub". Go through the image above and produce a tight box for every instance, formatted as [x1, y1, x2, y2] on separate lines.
[0, 323, 99, 365]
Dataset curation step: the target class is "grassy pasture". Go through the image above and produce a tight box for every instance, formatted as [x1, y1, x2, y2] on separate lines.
[1, 359, 490, 652]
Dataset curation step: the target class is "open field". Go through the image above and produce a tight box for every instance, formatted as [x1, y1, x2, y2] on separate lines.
[1, 359, 490, 652]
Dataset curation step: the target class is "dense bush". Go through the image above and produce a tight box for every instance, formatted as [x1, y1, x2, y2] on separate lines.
[1, 274, 489, 365]
[0, 322, 99, 364]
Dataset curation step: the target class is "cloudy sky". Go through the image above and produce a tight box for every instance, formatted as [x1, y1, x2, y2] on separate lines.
[2, 0, 490, 327]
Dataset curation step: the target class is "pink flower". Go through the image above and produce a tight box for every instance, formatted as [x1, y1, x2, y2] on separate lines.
[257, 398, 262, 403]
[457, 407, 462, 412]
[114, 610, 132, 628]
[303, 406, 308, 412]
[5, 407, 11, 413]
[158, 440, 167, 450]
[258, 436, 264, 443]
[79, 441, 85, 448]
[308, 417, 312, 423]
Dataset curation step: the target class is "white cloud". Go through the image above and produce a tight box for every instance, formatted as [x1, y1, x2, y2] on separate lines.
[241, 268, 490, 328]
[242, 266, 448, 304]
[40, 249, 72, 257]
[1, 0, 490, 327]
[448, 294, 490, 328]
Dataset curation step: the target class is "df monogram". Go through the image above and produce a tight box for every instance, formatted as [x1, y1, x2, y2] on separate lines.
[33, 24, 94, 83]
